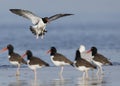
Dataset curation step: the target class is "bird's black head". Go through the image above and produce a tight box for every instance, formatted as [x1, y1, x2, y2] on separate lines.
[26, 50, 33, 57]
[42, 17, 49, 23]
[51, 47, 57, 52]
[50, 47, 57, 55]
[7, 44, 14, 51]
[91, 46, 97, 56]
[0, 44, 14, 55]
[7, 44, 14, 55]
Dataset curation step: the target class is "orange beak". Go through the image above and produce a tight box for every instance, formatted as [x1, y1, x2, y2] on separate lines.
[86, 50, 91, 53]
[46, 50, 51, 54]
[21, 53, 27, 58]
[0, 47, 8, 53]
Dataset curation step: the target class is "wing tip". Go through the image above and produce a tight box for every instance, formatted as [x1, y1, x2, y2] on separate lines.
[63, 13, 74, 16]
[9, 9, 17, 13]
[9, 9, 22, 12]
[61, 13, 74, 17]
[69, 14, 74, 15]
[9, 9, 13, 12]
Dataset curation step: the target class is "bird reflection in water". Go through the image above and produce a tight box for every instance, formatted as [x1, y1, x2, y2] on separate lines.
[76, 74, 104, 86]
[8, 76, 28, 86]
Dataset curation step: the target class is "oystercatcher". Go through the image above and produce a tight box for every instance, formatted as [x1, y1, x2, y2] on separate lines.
[22, 50, 49, 78]
[87, 46, 112, 75]
[10, 9, 73, 39]
[74, 49, 96, 79]
[0, 44, 27, 76]
[47, 47, 73, 75]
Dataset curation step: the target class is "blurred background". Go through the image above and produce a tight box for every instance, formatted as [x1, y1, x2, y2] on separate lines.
[0, 0, 120, 65]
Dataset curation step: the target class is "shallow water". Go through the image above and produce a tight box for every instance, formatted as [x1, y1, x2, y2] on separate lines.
[0, 66, 119, 86]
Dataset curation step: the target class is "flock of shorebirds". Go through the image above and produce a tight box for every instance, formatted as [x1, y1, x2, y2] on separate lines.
[0, 9, 112, 79]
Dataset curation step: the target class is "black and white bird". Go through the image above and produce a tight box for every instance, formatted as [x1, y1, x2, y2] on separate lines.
[10, 9, 73, 39]
[74, 49, 96, 79]
[47, 47, 73, 75]
[0, 44, 27, 76]
[22, 50, 49, 79]
[87, 46, 112, 75]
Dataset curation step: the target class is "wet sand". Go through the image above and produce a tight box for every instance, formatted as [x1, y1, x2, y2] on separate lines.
[0, 65, 119, 86]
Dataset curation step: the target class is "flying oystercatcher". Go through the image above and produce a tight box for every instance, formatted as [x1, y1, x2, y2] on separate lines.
[10, 9, 73, 39]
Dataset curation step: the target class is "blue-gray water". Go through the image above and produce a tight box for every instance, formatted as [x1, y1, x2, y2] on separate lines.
[0, 23, 120, 66]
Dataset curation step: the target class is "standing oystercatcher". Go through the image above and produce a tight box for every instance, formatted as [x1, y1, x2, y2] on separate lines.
[0, 44, 27, 76]
[47, 47, 73, 75]
[10, 9, 73, 39]
[87, 46, 112, 75]
[22, 50, 49, 78]
[74, 49, 96, 79]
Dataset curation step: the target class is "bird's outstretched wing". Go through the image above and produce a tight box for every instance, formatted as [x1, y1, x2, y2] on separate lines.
[10, 9, 41, 25]
[48, 13, 74, 22]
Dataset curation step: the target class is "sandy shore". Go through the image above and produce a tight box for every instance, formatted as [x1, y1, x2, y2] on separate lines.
[0, 65, 119, 86]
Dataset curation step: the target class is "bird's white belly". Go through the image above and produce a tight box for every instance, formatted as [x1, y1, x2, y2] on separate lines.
[50, 56, 69, 66]
[76, 66, 90, 71]
[28, 64, 42, 70]
[27, 60, 42, 70]
[8, 55, 19, 65]
[92, 60, 103, 67]
[37, 22, 46, 30]
[33, 23, 46, 39]
[10, 61, 19, 65]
